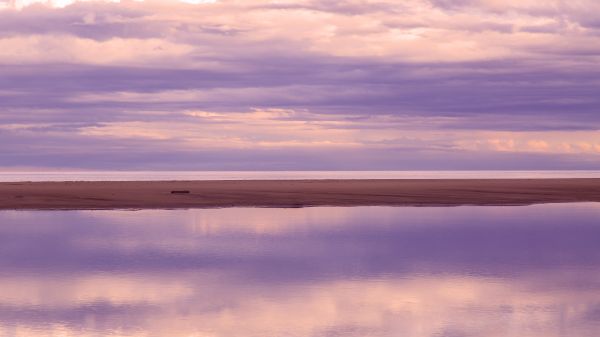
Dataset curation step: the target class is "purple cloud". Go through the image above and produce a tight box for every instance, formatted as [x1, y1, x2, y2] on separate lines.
[1, 0, 599, 169]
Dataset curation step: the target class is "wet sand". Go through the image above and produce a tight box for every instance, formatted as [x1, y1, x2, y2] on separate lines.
[1, 179, 600, 210]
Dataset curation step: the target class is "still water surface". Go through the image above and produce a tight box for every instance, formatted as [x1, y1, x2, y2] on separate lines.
[2, 170, 600, 182]
[0, 204, 599, 336]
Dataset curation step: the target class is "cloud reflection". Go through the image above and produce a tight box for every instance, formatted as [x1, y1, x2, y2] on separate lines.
[0, 204, 600, 336]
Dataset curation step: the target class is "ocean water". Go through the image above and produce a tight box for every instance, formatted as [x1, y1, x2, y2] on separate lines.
[0, 204, 599, 336]
[1, 170, 600, 182]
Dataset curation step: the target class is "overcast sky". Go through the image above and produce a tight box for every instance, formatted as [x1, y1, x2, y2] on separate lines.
[1, 0, 599, 170]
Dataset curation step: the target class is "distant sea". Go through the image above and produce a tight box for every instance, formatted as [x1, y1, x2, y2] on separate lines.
[1, 170, 600, 182]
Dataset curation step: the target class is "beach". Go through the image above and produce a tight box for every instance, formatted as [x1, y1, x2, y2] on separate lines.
[1, 179, 600, 210]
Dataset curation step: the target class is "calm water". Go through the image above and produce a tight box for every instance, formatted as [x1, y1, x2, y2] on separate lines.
[1, 204, 600, 336]
[2, 170, 600, 182]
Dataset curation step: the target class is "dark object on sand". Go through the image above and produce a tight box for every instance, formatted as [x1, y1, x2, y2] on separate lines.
[171, 190, 190, 194]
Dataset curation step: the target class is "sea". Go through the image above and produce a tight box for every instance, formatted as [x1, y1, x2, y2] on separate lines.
[0, 204, 599, 336]
[1, 170, 600, 182]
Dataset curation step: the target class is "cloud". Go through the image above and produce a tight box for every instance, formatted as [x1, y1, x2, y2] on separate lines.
[1, 0, 599, 169]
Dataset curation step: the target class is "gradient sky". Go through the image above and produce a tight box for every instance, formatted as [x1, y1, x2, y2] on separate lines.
[1, 0, 599, 170]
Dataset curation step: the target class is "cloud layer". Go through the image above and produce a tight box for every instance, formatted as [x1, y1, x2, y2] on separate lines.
[1, 0, 599, 169]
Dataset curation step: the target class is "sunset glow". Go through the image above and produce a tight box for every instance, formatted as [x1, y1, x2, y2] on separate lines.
[1, 0, 599, 169]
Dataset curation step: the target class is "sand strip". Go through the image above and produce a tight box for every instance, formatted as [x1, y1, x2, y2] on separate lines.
[1, 179, 600, 210]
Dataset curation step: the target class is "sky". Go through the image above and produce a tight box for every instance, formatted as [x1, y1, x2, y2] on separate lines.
[0, 0, 599, 170]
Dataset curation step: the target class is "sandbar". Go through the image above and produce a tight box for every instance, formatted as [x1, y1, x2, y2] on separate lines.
[1, 179, 600, 210]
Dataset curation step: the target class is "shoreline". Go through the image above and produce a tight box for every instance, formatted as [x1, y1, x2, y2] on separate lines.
[2, 179, 600, 210]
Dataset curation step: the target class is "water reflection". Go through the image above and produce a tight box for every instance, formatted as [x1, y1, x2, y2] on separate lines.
[0, 204, 599, 336]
